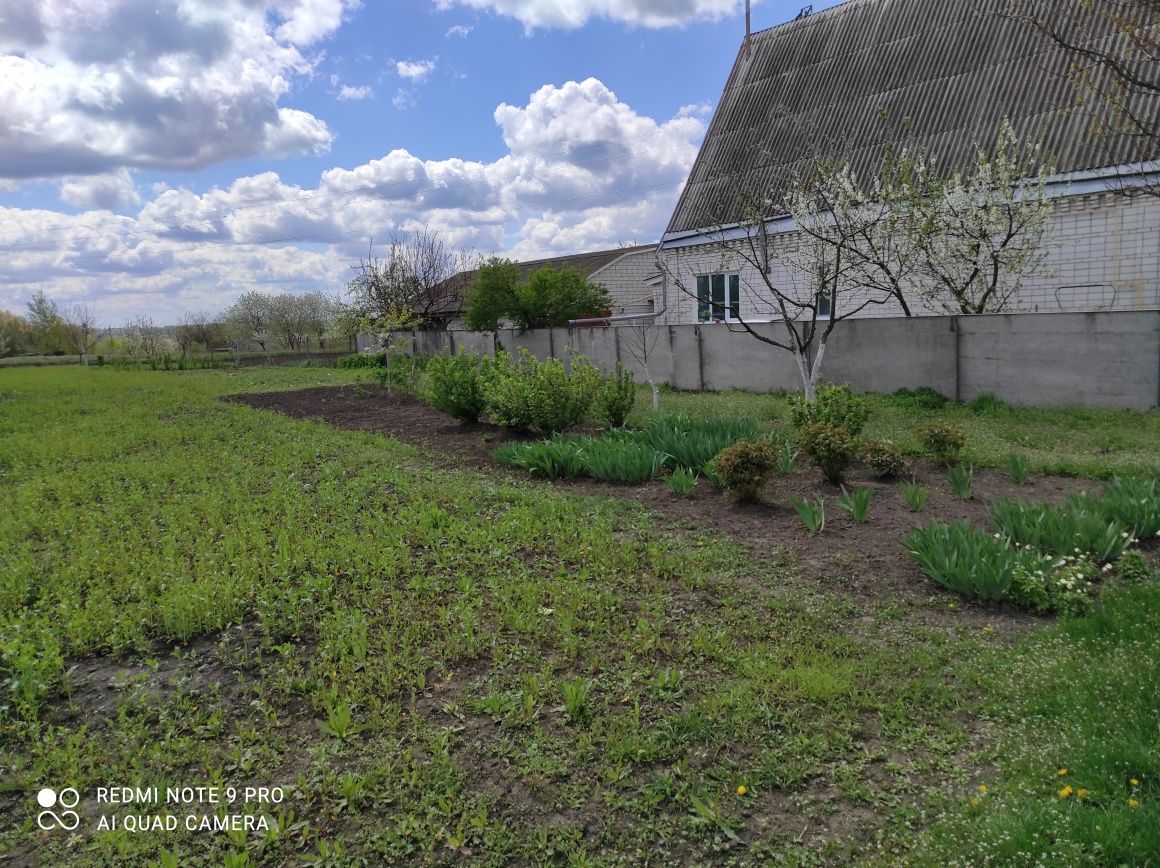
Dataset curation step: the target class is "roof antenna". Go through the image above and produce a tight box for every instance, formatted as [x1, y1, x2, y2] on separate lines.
[795, 5, 813, 20]
[744, 0, 751, 60]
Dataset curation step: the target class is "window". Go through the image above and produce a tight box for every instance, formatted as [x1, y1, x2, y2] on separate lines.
[817, 292, 831, 319]
[697, 273, 741, 322]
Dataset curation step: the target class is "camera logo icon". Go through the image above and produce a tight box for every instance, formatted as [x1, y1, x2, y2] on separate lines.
[36, 788, 80, 831]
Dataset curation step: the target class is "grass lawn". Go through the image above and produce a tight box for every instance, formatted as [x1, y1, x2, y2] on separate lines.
[1, 367, 1156, 865]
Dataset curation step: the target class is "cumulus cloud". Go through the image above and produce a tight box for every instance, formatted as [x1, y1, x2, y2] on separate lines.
[337, 84, 374, 101]
[445, 24, 473, 37]
[59, 169, 142, 210]
[433, 0, 739, 30]
[0, 78, 706, 320]
[0, 0, 345, 182]
[395, 59, 437, 82]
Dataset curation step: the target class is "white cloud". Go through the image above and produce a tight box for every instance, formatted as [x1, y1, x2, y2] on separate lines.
[395, 59, 437, 82]
[392, 89, 416, 110]
[0, 0, 344, 182]
[337, 84, 374, 100]
[445, 24, 473, 37]
[59, 169, 141, 210]
[433, 0, 739, 30]
[0, 78, 706, 320]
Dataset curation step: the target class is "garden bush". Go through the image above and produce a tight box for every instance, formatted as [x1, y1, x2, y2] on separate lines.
[712, 439, 780, 502]
[797, 422, 859, 484]
[788, 384, 869, 436]
[862, 439, 904, 478]
[595, 362, 636, 428]
[892, 386, 950, 411]
[426, 353, 492, 422]
[916, 420, 966, 465]
[483, 349, 599, 433]
[338, 352, 385, 369]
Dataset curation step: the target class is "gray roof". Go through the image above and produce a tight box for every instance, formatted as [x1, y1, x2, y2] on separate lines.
[667, 0, 1158, 234]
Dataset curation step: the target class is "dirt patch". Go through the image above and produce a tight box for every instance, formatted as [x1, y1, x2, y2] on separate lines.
[226, 385, 1100, 633]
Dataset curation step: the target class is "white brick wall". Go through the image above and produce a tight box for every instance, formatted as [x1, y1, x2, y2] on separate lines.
[588, 248, 660, 316]
[658, 191, 1160, 324]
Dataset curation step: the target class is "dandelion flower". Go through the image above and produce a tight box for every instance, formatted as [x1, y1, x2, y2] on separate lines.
[969, 797, 981, 807]
[1130, 778, 1140, 787]
[977, 784, 988, 793]
[1077, 788, 1088, 800]
[737, 785, 747, 796]
[1059, 785, 1074, 798]
[1128, 799, 1140, 808]
[1057, 768, 1069, 777]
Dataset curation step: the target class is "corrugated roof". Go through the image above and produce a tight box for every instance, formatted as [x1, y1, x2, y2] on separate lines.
[667, 0, 1158, 234]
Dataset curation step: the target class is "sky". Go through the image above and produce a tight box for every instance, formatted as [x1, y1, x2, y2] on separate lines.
[0, 0, 842, 324]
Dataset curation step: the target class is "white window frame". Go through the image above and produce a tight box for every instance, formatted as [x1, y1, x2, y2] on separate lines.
[696, 272, 741, 323]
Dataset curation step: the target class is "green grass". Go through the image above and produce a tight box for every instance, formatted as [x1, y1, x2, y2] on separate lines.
[631, 388, 1160, 479]
[2, 368, 1157, 864]
[906, 581, 1160, 865]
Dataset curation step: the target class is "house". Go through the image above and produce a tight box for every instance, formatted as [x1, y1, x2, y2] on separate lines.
[656, 0, 1160, 325]
[432, 244, 660, 330]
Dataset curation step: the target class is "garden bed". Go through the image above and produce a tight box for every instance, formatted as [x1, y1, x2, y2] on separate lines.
[227, 384, 1110, 628]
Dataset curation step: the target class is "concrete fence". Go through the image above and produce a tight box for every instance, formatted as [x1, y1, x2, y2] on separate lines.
[357, 310, 1160, 410]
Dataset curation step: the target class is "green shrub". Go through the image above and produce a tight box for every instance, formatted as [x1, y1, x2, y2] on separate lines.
[990, 497, 1132, 564]
[667, 467, 698, 497]
[337, 352, 385, 369]
[712, 439, 780, 502]
[640, 415, 762, 472]
[1007, 552, 1097, 616]
[788, 384, 869, 436]
[905, 521, 1027, 601]
[584, 439, 667, 483]
[797, 422, 859, 484]
[595, 362, 636, 428]
[483, 349, 598, 433]
[916, 420, 966, 465]
[892, 386, 950, 411]
[862, 439, 904, 478]
[426, 353, 492, 423]
[1115, 549, 1151, 583]
[967, 392, 1009, 414]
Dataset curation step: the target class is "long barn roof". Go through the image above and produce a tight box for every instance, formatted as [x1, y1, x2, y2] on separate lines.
[666, 0, 1158, 235]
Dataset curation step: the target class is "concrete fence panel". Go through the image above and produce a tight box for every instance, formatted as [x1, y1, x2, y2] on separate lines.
[823, 316, 958, 396]
[368, 311, 1159, 410]
[957, 311, 1160, 410]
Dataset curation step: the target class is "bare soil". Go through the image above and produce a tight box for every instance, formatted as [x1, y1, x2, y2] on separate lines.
[227, 385, 1101, 634]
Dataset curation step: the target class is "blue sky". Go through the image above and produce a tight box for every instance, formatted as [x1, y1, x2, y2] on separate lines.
[0, 0, 841, 322]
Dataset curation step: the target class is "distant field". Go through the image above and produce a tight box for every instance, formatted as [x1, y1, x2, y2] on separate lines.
[1, 367, 1155, 865]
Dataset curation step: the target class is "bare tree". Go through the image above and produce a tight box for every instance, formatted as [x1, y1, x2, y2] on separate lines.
[59, 303, 101, 365]
[998, 0, 1159, 195]
[348, 226, 475, 329]
[619, 322, 664, 410]
[331, 292, 366, 351]
[172, 314, 200, 358]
